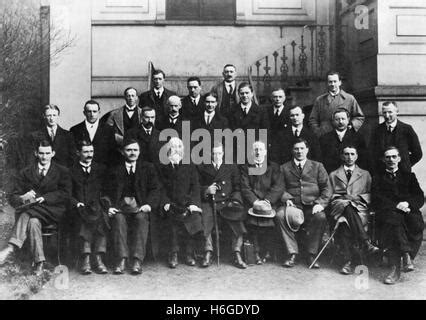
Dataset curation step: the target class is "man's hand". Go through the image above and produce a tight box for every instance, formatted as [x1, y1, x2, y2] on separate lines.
[76, 202, 85, 208]
[163, 203, 170, 212]
[312, 204, 324, 214]
[396, 201, 410, 213]
[108, 207, 119, 217]
[20, 190, 36, 202]
[188, 205, 201, 213]
[139, 204, 151, 213]
[206, 184, 218, 195]
[342, 194, 356, 201]
[286, 200, 295, 207]
[35, 197, 45, 204]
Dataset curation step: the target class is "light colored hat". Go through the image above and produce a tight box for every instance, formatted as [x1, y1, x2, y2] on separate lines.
[248, 201, 276, 218]
[285, 206, 304, 232]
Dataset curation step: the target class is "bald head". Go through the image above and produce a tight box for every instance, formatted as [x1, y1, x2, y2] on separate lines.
[166, 95, 182, 118]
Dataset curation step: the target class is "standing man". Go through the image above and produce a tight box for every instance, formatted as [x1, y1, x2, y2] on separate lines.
[29, 104, 75, 168]
[181, 76, 204, 123]
[70, 140, 109, 275]
[139, 70, 176, 123]
[106, 87, 142, 147]
[158, 137, 203, 268]
[125, 107, 164, 166]
[193, 93, 229, 132]
[320, 108, 369, 173]
[309, 71, 365, 137]
[372, 147, 424, 285]
[0, 140, 71, 275]
[210, 64, 240, 118]
[328, 145, 379, 275]
[198, 143, 247, 269]
[270, 105, 321, 165]
[157, 95, 184, 137]
[370, 101, 422, 173]
[104, 138, 160, 275]
[278, 139, 331, 268]
[241, 141, 284, 265]
[267, 88, 290, 135]
[70, 100, 117, 166]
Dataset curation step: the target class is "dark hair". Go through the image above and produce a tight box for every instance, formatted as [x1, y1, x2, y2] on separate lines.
[42, 104, 60, 115]
[292, 138, 309, 149]
[152, 69, 165, 78]
[289, 105, 303, 112]
[123, 87, 138, 96]
[238, 82, 253, 93]
[35, 139, 53, 151]
[271, 88, 285, 95]
[223, 64, 236, 71]
[187, 76, 201, 86]
[333, 108, 350, 119]
[383, 101, 398, 108]
[76, 140, 93, 152]
[326, 70, 341, 80]
[141, 106, 155, 115]
[203, 92, 218, 101]
[383, 145, 400, 156]
[341, 144, 358, 154]
[84, 100, 100, 111]
[122, 138, 140, 148]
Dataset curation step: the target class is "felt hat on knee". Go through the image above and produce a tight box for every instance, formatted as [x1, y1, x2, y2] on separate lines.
[219, 199, 246, 221]
[247, 201, 276, 228]
[284, 206, 304, 232]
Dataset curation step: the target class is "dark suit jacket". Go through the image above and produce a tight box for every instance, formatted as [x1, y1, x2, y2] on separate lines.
[280, 160, 331, 207]
[181, 95, 205, 123]
[157, 115, 184, 137]
[70, 121, 117, 166]
[192, 112, 229, 133]
[124, 126, 165, 165]
[29, 126, 76, 168]
[139, 87, 176, 123]
[230, 103, 270, 133]
[372, 170, 424, 227]
[105, 105, 143, 146]
[320, 129, 369, 173]
[270, 126, 321, 165]
[267, 105, 291, 135]
[210, 81, 241, 116]
[103, 161, 161, 211]
[158, 163, 201, 208]
[9, 162, 71, 224]
[240, 162, 284, 207]
[370, 120, 422, 173]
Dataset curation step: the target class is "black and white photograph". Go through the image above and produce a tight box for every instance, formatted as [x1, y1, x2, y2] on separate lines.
[0, 0, 425, 305]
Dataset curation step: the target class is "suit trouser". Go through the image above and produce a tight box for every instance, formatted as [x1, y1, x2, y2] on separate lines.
[112, 212, 149, 261]
[170, 221, 197, 255]
[9, 213, 45, 263]
[379, 210, 424, 265]
[275, 205, 326, 255]
[246, 225, 275, 254]
[334, 205, 369, 262]
[81, 237, 107, 254]
[201, 202, 244, 253]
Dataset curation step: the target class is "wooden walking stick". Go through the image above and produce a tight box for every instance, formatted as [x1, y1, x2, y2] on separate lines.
[211, 193, 220, 266]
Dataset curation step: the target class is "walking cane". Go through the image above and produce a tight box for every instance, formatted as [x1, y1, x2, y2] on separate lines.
[308, 219, 342, 269]
[211, 193, 220, 266]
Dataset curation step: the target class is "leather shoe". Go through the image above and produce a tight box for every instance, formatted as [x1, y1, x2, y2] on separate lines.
[402, 253, 414, 272]
[80, 254, 92, 275]
[168, 252, 178, 269]
[233, 252, 247, 269]
[365, 241, 380, 254]
[340, 261, 354, 275]
[94, 254, 108, 274]
[0, 245, 14, 266]
[34, 261, 45, 276]
[113, 258, 126, 274]
[283, 254, 297, 268]
[131, 258, 142, 275]
[255, 252, 263, 265]
[384, 265, 401, 285]
[200, 251, 212, 268]
[307, 255, 320, 269]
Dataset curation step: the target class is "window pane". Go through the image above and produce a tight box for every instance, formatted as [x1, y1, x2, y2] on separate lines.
[166, 0, 200, 20]
[201, 0, 234, 20]
[166, 0, 235, 21]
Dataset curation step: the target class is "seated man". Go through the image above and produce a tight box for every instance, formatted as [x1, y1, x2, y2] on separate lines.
[372, 146, 424, 285]
[0, 140, 71, 275]
[328, 145, 379, 275]
[198, 143, 247, 269]
[278, 138, 331, 268]
[105, 138, 160, 275]
[70, 140, 109, 275]
[241, 141, 284, 265]
[158, 137, 203, 268]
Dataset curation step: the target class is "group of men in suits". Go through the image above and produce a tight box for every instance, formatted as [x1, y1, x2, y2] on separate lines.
[0, 66, 423, 286]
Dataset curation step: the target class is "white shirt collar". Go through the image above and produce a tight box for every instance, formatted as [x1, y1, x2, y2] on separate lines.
[335, 128, 347, 140]
[85, 120, 99, 141]
[294, 159, 307, 168]
[343, 165, 355, 172]
[47, 125, 57, 134]
[386, 168, 398, 174]
[142, 124, 152, 133]
[329, 89, 341, 97]
[154, 87, 164, 96]
[213, 159, 222, 169]
[387, 120, 397, 130]
[225, 81, 235, 93]
[191, 95, 200, 105]
[80, 161, 92, 167]
[125, 104, 137, 111]
[38, 162, 51, 173]
[241, 101, 252, 113]
[125, 162, 136, 173]
[292, 124, 303, 134]
[204, 110, 215, 118]
[273, 105, 284, 115]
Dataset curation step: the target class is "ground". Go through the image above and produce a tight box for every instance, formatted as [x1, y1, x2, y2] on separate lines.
[31, 243, 426, 300]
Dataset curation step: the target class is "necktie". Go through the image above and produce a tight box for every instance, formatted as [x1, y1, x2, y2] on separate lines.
[294, 129, 299, 137]
[388, 171, 396, 180]
[229, 85, 233, 95]
[49, 129, 55, 141]
[215, 163, 219, 171]
[40, 168, 46, 177]
[146, 129, 151, 136]
[170, 118, 175, 125]
[206, 115, 211, 125]
[128, 165, 134, 175]
[242, 107, 247, 116]
[298, 163, 303, 173]
[192, 99, 197, 107]
[387, 126, 392, 133]
[346, 170, 352, 182]
[156, 91, 161, 99]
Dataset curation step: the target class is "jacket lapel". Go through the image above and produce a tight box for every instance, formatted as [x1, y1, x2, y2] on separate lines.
[289, 161, 301, 179]
[335, 166, 348, 185]
[348, 166, 362, 186]
[115, 107, 125, 136]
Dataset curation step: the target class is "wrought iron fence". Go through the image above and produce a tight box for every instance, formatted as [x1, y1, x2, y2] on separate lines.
[249, 25, 334, 97]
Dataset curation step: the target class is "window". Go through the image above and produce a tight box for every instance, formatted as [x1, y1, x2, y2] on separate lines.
[166, 0, 235, 21]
